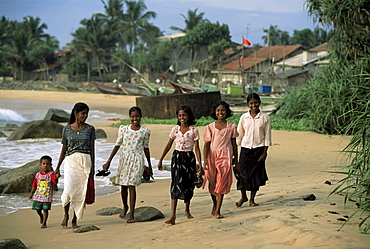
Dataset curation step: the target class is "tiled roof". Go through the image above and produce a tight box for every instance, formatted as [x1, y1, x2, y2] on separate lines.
[218, 45, 303, 71]
[309, 42, 329, 52]
[223, 57, 266, 71]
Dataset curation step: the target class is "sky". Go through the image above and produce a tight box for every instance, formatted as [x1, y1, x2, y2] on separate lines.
[1, 0, 320, 49]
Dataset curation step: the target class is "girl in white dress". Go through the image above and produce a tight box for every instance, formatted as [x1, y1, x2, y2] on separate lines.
[102, 106, 152, 223]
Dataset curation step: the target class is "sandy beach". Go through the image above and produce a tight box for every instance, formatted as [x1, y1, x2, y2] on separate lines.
[0, 89, 369, 249]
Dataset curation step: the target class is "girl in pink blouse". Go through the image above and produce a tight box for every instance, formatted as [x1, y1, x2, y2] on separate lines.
[157, 105, 202, 225]
[203, 101, 239, 219]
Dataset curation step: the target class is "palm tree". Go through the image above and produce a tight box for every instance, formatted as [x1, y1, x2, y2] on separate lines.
[262, 25, 282, 46]
[23, 16, 48, 42]
[0, 28, 34, 81]
[170, 8, 206, 81]
[122, 0, 157, 53]
[170, 8, 205, 32]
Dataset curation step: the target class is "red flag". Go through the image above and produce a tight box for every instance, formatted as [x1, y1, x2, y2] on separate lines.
[242, 37, 251, 46]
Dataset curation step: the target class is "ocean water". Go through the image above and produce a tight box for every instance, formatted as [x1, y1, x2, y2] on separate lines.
[0, 99, 171, 216]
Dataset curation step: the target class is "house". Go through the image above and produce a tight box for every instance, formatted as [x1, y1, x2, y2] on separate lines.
[212, 45, 305, 92]
[274, 43, 330, 87]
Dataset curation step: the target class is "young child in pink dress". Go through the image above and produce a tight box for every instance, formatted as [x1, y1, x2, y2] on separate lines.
[202, 101, 239, 218]
[28, 155, 58, 228]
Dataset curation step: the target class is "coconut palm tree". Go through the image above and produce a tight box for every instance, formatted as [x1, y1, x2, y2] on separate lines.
[122, 0, 157, 54]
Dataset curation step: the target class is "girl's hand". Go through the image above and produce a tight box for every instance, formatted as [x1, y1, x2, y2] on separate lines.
[55, 172, 61, 179]
[157, 161, 163, 171]
[197, 165, 204, 176]
[258, 152, 267, 162]
[28, 194, 32, 200]
[102, 161, 111, 171]
[203, 161, 209, 170]
[147, 166, 153, 175]
[234, 162, 241, 173]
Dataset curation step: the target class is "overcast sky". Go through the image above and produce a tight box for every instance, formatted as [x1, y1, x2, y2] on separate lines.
[1, 0, 320, 49]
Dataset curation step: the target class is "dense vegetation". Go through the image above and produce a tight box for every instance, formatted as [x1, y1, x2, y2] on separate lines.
[275, 0, 370, 233]
[0, 0, 332, 83]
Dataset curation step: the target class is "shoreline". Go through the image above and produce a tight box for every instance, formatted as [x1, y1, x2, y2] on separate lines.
[0, 90, 369, 248]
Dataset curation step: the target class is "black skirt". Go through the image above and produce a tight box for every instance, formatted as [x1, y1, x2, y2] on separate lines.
[170, 150, 196, 202]
[237, 147, 269, 191]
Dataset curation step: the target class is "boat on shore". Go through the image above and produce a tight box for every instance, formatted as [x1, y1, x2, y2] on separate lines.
[159, 75, 200, 93]
[92, 81, 152, 96]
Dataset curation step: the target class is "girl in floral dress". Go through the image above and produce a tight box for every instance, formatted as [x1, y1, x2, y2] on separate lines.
[157, 105, 202, 225]
[102, 106, 152, 223]
[202, 101, 239, 218]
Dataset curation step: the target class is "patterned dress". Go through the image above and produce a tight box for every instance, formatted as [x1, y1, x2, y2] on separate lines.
[202, 122, 238, 195]
[169, 125, 199, 202]
[115, 124, 151, 186]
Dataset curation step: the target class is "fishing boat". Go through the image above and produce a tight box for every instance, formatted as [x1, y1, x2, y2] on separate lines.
[92, 81, 152, 96]
[159, 75, 200, 93]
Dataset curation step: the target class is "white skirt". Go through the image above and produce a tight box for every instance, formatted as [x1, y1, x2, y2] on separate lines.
[61, 152, 91, 220]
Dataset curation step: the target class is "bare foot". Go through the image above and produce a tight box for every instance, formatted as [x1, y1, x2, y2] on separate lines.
[211, 206, 216, 216]
[164, 217, 176, 225]
[72, 217, 79, 229]
[119, 207, 127, 219]
[61, 214, 69, 227]
[215, 214, 224, 219]
[249, 201, 259, 207]
[235, 198, 248, 208]
[185, 210, 193, 219]
[41, 224, 47, 229]
[126, 219, 135, 223]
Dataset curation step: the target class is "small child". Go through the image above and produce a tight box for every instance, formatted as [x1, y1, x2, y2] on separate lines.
[28, 155, 58, 228]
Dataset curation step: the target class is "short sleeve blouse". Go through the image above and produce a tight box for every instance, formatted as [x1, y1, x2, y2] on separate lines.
[61, 123, 96, 156]
[169, 125, 199, 151]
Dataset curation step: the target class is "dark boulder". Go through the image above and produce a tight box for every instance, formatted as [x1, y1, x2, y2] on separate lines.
[125, 206, 164, 222]
[0, 238, 27, 249]
[0, 131, 6, 138]
[43, 108, 69, 122]
[7, 120, 63, 141]
[96, 207, 122, 216]
[0, 160, 58, 194]
[95, 128, 107, 139]
[4, 124, 19, 131]
[74, 225, 100, 233]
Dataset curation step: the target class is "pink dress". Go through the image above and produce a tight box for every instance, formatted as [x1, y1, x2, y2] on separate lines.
[202, 122, 238, 195]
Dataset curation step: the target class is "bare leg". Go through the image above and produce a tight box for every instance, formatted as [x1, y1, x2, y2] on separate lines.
[119, 186, 129, 219]
[126, 186, 136, 223]
[235, 190, 248, 207]
[214, 194, 224, 218]
[61, 203, 70, 227]
[249, 190, 259, 206]
[210, 194, 217, 215]
[41, 210, 49, 228]
[165, 198, 177, 225]
[71, 212, 79, 228]
[185, 201, 193, 219]
[36, 210, 43, 224]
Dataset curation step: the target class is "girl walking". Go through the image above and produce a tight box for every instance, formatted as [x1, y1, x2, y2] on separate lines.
[102, 106, 152, 223]
[55, 102, 96, 228]
[202, 101, 238, 218]
[235, 93, 271, 207]
[157, 105, 202, 225]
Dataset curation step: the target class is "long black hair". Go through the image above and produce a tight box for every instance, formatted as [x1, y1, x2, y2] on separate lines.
[176, 105, 196, 126]
[69, 102, 89, 124]
[210, 100, 233, 120]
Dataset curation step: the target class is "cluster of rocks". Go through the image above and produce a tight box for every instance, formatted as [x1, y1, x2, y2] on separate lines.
[0, 108, 107, 193]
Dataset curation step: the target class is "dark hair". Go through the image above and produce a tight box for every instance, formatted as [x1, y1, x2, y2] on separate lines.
[40, 155, 52, 163]
[176, 105, 196, 126]
[129, 106, 142, 116]
[210, 101, 233, 120]
[247, 93, 261, 103]
[69, 102, 89, 124]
